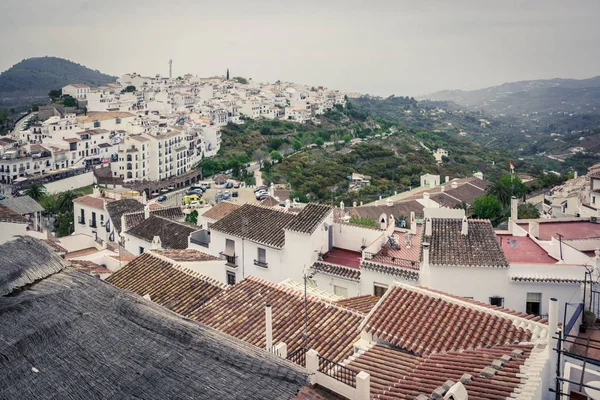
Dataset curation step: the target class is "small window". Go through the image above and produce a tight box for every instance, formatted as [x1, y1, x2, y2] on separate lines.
[526, 293, 542, 316]
[334, 285, 348, 298]
[226, 271, 236, 286]
[258, 248, 266, 263]
[139, 246, 145, 254]
[373, 283, 388, 297]
[489, 296, 504, 307]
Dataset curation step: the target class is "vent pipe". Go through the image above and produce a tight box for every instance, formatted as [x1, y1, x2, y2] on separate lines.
[265, 304, 273, 351]
[144, 205, 150, 219]
[461, 217, 468, 236]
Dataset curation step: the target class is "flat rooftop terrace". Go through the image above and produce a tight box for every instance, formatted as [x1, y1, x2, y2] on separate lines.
[499, 234, 557, 264]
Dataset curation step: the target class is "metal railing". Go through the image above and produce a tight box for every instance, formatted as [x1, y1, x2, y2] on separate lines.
[318, 354, 357, 388]
[286, 347, 307, 367]
[89, 220, 97, 228]
[254, 259, 268, 268]
[363, 251, 419, 270]
[220, 252, 237, 267]
[78, 216, 86, 225]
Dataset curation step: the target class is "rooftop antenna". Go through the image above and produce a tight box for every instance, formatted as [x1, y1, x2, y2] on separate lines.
[168, 59, 173, 80]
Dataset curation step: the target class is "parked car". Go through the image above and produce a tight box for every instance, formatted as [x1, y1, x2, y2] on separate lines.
[254, 186, 267, 193]
[0, 195, 6, 201]
[225, 182, 234, 189]
[189, 201, 202, 208]
[184, 194, 203, 205]
[223, 190, 231, 200]
[232, 191, 239, 198]
[233, 182, 241, 188]
[157, 195, 167, 202]
[257, 194, 268, 201]
[187, 189, 203, 196]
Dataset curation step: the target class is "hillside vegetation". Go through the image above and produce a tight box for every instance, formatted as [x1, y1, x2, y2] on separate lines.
[0, 56, 116, 108]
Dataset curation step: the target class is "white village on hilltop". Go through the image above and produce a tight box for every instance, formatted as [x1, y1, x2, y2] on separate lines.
[2, 65, 600, 400]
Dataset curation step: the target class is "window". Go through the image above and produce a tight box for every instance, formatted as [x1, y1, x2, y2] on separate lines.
[226, 271, 236, 285]
[139, 246, 145, 254]
[489, 296, 504, 307]
[334, 285, 348, 298]
[373, 283, 388, 297]
[526, 293, 542, 316]
[255, 247, 267, 267]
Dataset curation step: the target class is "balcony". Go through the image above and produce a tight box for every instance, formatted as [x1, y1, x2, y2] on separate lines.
[220, 252, 237, 267]
[254, 259, 268, 268]
[78, 217, 86, 225]
[89, 219, 97, 228]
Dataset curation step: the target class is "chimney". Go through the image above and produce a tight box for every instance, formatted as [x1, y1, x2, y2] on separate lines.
[340, 201, 344, 211]
[410, 211, 417, 234]
[440, 185, 444, 193]
[265, 304, 273, 351]
[423, 192, 430, 207]
[120, 214, 127, 235]
[425, 217, 432, 236]
[360, 201, 363, 206]
[151, 235, 162, 250]
[461, 216, 468, 236]
[421, 242, 431, 287]
[451, 182, 458, 189]
[285, 199, 290, 210]
[574, 171, 578, 179]
[386, 198, 393, 207]
[511, 196, 518, 221]
[445, 176, 450, 183]
[144, 204, 150, 219]
[379, 195, 382, 201]
[353, 201, 357, 208]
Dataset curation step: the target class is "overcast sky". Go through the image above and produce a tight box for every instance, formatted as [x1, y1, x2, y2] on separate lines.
[1, 0, 598, 96]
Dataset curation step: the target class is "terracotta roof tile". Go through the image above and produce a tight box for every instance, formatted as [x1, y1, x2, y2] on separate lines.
[73, 195, 105, 210]
[106, 198, 145, 232]
[125, 215, 198, 250]
[201, 201, 241, 221]
[363, 283, 548, 356]
[124, 206, 184, 229]
[312, 261, 361, 282]
[153, 249, 220, 262]
[285, 203, 332, 234]
[198, 276, 363, 363]
[0, 204, 27, 224]
[424, 218, 510, 268]
[107, 252, 225, 319]
[335, 295, 380, 314]
[41, 239, 67, 253]
[361, 261, 420, 281]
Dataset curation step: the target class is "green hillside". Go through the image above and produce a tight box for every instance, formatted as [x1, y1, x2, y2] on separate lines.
[0, 56, 116, 108]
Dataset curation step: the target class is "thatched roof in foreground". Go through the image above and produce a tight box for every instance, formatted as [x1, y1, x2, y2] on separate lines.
[0, 269, 308, 399]
[0, 236, 67, 296]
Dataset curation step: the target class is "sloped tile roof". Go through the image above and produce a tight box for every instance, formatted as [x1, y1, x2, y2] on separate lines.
[334, 295, 380, 314]
[361, 261, 420, 281]
[345, 343, 534, 400]
[0, 196, 44, 215]
[348, 200, 425, 221]
[511, 276, 585, 284]
[125, 215, 198, 250]
[0, 204, 27, 224]
[106, 198, 144, 232]
[209, 204, 295, 248]
[124, 206, 184, 229]
[424, 218, 509, 267]
[363, 283, 548, 356]
[73, 195, 105, 210]
[198, 276, 363, 363]
[311, 261, 360, 282]
[106, 252, 225, 318]
[41, 239, 67, 253]
[285, 203, 332, 234]
[201, 201, 240, 221]
[153, 249, 220, 262]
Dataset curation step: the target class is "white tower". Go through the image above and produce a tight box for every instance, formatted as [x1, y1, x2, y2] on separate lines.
[168, 59, 172, 79]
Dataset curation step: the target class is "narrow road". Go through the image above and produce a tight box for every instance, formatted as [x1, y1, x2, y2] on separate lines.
[11, 112, 33, 138]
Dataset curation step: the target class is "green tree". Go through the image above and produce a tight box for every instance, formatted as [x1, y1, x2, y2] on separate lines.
[62, 97, 77, 107]
[314, 137, 325, 147]
[56, 190, 78, 214]
[55, 211, 74, 237]
[39, 194, 57, 213]
[292, 139, 303, 151]
[342, 134, 352, 143]
[349, 215, 378, 227]
[487, 174, 527, 206]
[185, 210, 199, 225]
[48, 89, 62, 99]
[518, 203, 540, 219]
[122, 85, 136, 93]
[226, 68, 230, 80]
[234, 77, 248, 84]
[472, 194, 503, 219]
[270, 150, 283, 163]
[24, 183, 46, 201]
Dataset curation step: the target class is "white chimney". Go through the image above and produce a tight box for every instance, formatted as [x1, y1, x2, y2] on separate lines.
[445, 176, 450, 183]
[425, 217, 432, 236]
[511, 196, 519, 221]
[353, 201, 357, 208]
[423, 192, 430, 207]
[285, 199, 290, 210]
[386, 198, 393, 207]
[265, 304, 273, 351]
[410, 211, 417, 234]
[421, 242, 431, 287]
[451, 182, 458, 189]
[340, 201, 344, 211]
[574, 171, 578, 179]
[379, 195, 382, 201]
[441, 185, 445, 193]
[144, 205, 150, 219]
[360, 201, 363, 206]
[151, 235, 162, 250]
[461, 217, 468, 236]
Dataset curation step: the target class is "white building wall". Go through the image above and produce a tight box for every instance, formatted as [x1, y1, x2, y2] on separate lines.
[313, 274, 361, 298]
[0, 222, 27, 244]
[429, 265, 510, 305]
[178, 259, 229, 285]
[333, 223, 381, 252]
[359, 268, 418, 296]
[73, 202, 107, 237]
[46, 171, 96, 194]
[123, 234, 152, 256]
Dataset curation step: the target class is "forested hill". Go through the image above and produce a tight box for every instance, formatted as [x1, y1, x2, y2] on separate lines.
[0, 56, 116, 108]
[421, 76, 600, 116]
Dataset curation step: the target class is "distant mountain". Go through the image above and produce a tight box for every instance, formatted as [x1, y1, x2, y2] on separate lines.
[422, 77, 600, 116]
[0, 56, 116, 108]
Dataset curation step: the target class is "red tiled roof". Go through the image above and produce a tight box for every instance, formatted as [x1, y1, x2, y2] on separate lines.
[73, 195, 105, 210]
[321, 247, 362, 269]
[312, 261, 361, 282]
[0, 204, 27, 224]
[528, 221, 600, 241]
[41, 239, 67, 253]
[107, 252, 225, 319]
[363, 284, 548, 356]
[201, 201, 240, 221]
[198, 276, 363, 363]
[345, 343, 534, 400]
[499, 234, 558, 264]
[335, 295, 380, 314]
[153, 249, 220, 262]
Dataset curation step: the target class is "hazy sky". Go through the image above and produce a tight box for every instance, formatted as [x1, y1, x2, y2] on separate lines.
[1, 0, 599, 96]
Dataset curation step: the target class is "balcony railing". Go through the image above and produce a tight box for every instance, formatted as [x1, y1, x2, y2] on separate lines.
[220, 252, 237, 267]
[89, 220, 97, 228]
[286, 347, 307, 367]
[78, 217, 86, 225]
[318, 354, 357, 388]
[254, 259, 268, 268]
[362, 251, 419, 270]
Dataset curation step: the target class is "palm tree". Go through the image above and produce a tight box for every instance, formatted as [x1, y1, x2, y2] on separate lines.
[24, 183, 46, 201]
[56, 190, 78, 214]
[486, 181, 512, 206]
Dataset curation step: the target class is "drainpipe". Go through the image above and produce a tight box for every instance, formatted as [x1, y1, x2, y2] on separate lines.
[265, 304, 273, 352]
[547, 298, 559, 394]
